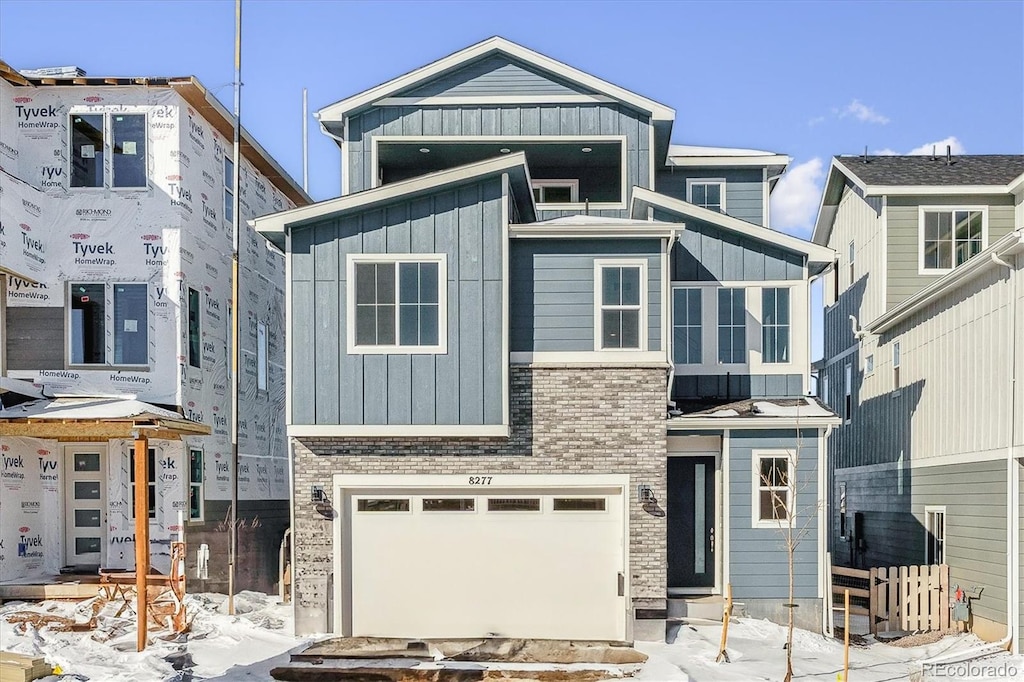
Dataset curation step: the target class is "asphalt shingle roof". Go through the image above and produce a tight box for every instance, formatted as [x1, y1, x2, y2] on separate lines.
[838, 154, 1024, 187]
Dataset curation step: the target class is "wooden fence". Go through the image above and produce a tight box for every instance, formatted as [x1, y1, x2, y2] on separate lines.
[831, 564, 950, 634]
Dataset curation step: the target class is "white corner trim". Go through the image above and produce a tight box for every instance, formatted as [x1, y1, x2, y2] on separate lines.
[289, 424, 510, 438]
[593, 258, 648, 353]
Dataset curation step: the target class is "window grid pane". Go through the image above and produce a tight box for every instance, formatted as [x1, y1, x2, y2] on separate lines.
[599, 265, 643, 350]
[672, 288, 702, 364]
[762, 288, 791, 364]
[691, 182, 723, 211]
[355, 260, 441, 348]
[924, 210, 984, 270]
[717, 288, 746, 364]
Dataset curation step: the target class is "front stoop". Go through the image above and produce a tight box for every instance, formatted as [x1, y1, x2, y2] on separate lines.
[667, 596, 747, 622]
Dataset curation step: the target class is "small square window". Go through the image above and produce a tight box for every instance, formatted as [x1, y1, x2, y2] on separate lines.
[687, 180, 725, 212]
[754, 453, 794, 525]
[531, 179, 579, 204]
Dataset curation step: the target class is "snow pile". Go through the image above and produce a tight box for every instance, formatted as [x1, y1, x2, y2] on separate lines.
[752, 398, 833, 417]
[0, 591, 310, 681]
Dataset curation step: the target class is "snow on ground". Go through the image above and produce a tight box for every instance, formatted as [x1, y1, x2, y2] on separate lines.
[636, 618, 1024, 682]
[0, 590, 314, 681]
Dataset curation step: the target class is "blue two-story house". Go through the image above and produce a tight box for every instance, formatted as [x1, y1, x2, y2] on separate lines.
[254, 37, 839, 642]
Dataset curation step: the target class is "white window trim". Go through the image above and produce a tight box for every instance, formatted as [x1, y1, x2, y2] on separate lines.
[892, 339, 902, 396]
[751, 450, 796, 529]
[760, 286, 793, 365]
[716, 287, 748, 367]
[924, 505, 946, 564]
[686, 178, 727, 212]
[864, 353, 875, 376]
[66, 281, 150, 370]
[917, 205, 989, 275]
[345, 253, 448, 355]
[671, 286, 703, 365]
[531, 178, 579, 204]
[593, 258, 648, 352]
[848, 240, 855, 288]
[188, 447, 205, 523]
[844, 362, 853, 424]
[67, 110, 149, 191]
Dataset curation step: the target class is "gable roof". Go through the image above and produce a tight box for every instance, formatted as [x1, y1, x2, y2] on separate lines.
[629, 187, 835, 271]
[316, 36, 675, 123]
[252, 153, 536, 249]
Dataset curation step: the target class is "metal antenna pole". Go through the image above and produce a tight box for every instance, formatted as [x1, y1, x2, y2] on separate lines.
[228, 0, 242, 617]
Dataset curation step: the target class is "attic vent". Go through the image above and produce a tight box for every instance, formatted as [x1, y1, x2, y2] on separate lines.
[20, 66, 86, 78]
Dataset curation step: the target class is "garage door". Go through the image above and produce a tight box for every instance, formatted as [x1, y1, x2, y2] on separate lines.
[345, 483, 626, 640]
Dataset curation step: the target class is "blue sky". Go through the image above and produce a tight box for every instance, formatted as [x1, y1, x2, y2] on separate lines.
[2, 0, 1022, 355]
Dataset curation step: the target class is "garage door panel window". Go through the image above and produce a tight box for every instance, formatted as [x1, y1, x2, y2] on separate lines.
[487, 498, 541, 512]
[356, 498, 411, 512]
[552, 498, 607, 512]
[422, 498, 476, 512]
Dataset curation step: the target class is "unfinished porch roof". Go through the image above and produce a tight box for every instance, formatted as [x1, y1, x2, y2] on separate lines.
[668, 397, 840, 429]
[0, 397, 211, 440]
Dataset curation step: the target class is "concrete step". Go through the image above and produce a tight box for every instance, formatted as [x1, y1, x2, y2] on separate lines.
[667, 596, 746, 621]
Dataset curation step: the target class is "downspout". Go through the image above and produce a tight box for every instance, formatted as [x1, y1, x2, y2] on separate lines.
[665, 230, 682, 403]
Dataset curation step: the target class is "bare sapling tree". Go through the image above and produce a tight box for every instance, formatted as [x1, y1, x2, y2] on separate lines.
[759, 412, 823, 682]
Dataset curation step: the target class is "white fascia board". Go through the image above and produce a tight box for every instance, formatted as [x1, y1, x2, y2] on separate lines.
[867, 228, 1024, 334]
[1007, 171, 1024, 195]
[509, 224, 679, 239]
[253, 152, 531, 240]
[631, 187, 836, 264]
[289, 424, 510, 437]
[668, 416, 841, 430]
[316, 36, 675, 123]
[667, 154, 791, 169]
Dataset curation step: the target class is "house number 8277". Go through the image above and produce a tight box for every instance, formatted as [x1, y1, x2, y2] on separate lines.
[468, 476, 492, 485]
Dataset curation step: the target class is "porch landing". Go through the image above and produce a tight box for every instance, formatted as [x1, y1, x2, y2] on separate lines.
[0, 575, 100, 601]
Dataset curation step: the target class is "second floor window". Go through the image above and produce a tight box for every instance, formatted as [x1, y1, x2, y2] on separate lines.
[532, 179, 578, 205]
[762, 288, 790, 363]
[188, 288, 201, 368]
[70, 113, 147, 188]
[349, 255, 445, 353]
[597, 261, 644, 350]
[688, 180, 725, 212]
[921, 208, 984, 272]
[672, 288, 702, 364]
[224, 156, 235, 225]
[717, 288, 746, 364]
[70, 282, 148, 366]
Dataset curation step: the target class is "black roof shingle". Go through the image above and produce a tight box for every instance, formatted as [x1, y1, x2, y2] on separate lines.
[837, 154, 1024, 187]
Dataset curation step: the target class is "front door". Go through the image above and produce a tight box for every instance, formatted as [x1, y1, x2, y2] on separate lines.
[63, 446, 106, 569]
[668, 455, 717, 589]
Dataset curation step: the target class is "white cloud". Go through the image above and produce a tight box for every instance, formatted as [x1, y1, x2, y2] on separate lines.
[872, 136, 966, 157]
[807, 115, 826, 127]
[771, 158, 824, 234]
[838, 100, 890, 125]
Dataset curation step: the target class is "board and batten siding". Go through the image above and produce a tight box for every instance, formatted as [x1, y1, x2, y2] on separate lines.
[654, 210, 804, 282]
[289, 176, 505, 427]
[347, 103, 652, 220]
[655, 168, 765, 226]
[509, 239, 661, 353]
[400, 54, 592, 98]
[728, 429, 819, 599]
[885, 194, 1016, 310]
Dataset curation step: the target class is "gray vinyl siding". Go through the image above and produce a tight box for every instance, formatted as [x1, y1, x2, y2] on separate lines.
[289, 176, 505, 427]
[656, 168, 765, 226]
[729, 429, 819, 599]
[400, 55, 591, 98]
[885, 194, 1016, 310]
[832, 461, 1009, 627]
[347, 103, 652, 219]
[5, 307, 64, 370]
[654, 210, 804, 282]
[673, 374, 803, 401]
[509, 239, 661, 353]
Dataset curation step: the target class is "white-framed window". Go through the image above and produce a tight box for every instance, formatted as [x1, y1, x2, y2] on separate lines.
[223, 156, 235, 226]
[893, 340, 902, 391]
[838, 481, 848, 538]
[187, 288, 201, 369]
[865, 353, 875, 375]
[925, 505, 946, 564]
[848, 240, 856, 287]
[69, 112, 147, 188]
[717, 288, 746, 364]
[672, 287, 702, 364]
[531, 179, 578, 204]
[256, 320, 268, 391]
[594, 259, 646, 351]
[844, 362, 853, 423]
[346, 254, 447, 354]
[761, 287, 791, 364]
[919, 207, 987, 273]
[821, 373, 830, 406]
[687, 179, 726, 212]
[69, 282, 148, 367]
[753, 451, 794, 527]
[130, 447, 157, 520]
[188, 448, 204, 522]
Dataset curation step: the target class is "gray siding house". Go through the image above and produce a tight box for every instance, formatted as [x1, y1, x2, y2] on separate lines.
[814, 154, 1024, 649]
[255, 37, 838, 642]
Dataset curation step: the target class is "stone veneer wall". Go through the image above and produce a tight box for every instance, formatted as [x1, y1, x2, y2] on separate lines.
[290, 364, 668, 635]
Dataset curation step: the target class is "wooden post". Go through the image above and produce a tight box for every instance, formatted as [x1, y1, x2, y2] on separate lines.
[134, 433, 149, 652]
[843, 588, 850, 681]
[716, 583, 733, 663]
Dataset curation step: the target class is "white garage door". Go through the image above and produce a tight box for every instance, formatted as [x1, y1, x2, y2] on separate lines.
[345, 483, 627, 641]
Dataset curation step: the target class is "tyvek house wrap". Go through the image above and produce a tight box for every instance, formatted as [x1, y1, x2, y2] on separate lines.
[0, 78, 292, 578]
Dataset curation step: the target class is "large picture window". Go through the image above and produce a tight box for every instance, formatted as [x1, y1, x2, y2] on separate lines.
[762, 288, 791, 363]
[69, 113, 147, 189]
[717, 288, 746, 364]
[921, 208, 985, 272]
[70, 282, 148, 366]
[672, 288, 702, 364]
[348, 255, 446, 353]
[595, 260, 645, 351]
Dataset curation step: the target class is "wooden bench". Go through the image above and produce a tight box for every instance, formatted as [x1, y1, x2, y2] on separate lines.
[98, 541, 186, 631]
